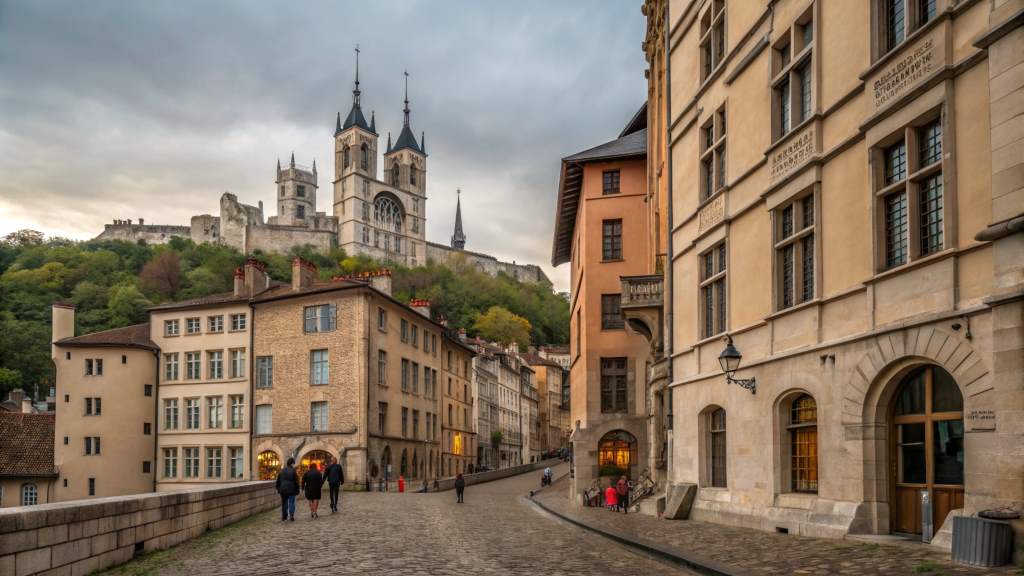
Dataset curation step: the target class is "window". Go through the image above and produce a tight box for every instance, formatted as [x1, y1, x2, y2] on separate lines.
[400, 319, 409, 342]
[163, 448, 178, 479]
[165, 319, 180, 336]
[360, 143, 369, 170]
[303, 304, 336, 333]
[401, 359, 410, 391]
[775, 194, 816, 309]
[423, 330, 429, 351]
[343, 146, 351, 168]
[413, 410, 420, 439]
[378, 350, 388, 385]
[88, 478, 95, 496]
[85, 358, 104, 376]
[185, 352, 201, 380]
[709, 408, 727, 487]
[255, 404, 272, 435]
[700, 0, 726, 81]
[207, 396, 223, 429]
[164, 353, 179, 381]
[391, 164, 400, 185]
[85, 397, 101, 416]
[875, 116, 945, 270]
[424, 366, 431, 397]
[700, 243, 727, 338]
[142, 460, 151, 474]
[600, 358, 627, 413]
[374, 194, 403, 233]
[144, 384, 153, 397]
[208, 315, 223, 332]
[185, 317, 200, 334]
[431, 334, 437, 356]
[256, 356, 273, 388]
[788, 394, 818, 493]
[229, 447, 244, 479]
[164, 399, 179, 430]
[206, 448, 222, 479]
[602, 219, 622, 260]
[186, 398, 200, 429]
[772, 10, 814, 140]
[144, 422, 152, 435]
[402, 407, 409, 437]
[700, 107, 727, 201]
[229, 395, 244, 429]
[230, 349, 245, 379]
[431, 369, 438, 397]
[575, 309, 581, 357]
[410, 324, 419, 348]
[183, 448, 199, 478]
[310, 349, 329, 385]
[878, 0, 937, 57]
[602, 170, 621, 195]
[601, 294, 623, 330]
[378, 401, 388, 432]
[230, 313, 246, 331]
[20, 483, 38, 506]
[311, 401, 328, 432]
[412, 362, 419, 393]
[85, 436, 101, 455]
[297, 185, 306, 198]
[378, 307, 387, 331]
[208, 350, 223, 380]
[448, 404, 453, 425]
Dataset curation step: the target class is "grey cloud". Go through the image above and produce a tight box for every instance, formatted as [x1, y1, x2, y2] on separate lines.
[0, 0, 646, 290]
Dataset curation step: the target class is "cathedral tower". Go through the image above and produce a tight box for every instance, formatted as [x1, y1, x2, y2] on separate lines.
[275, 153, 318, 226]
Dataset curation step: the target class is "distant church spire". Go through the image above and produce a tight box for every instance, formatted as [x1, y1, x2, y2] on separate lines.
[390, 70, 423, 155]
[339, 44, 374, 135]
[403, 70, 410, 127]
[451, 189, 466, 250]
[353, 44, 362, 106]
[370, 110, 376, 133]
[290, 152, 295, 168]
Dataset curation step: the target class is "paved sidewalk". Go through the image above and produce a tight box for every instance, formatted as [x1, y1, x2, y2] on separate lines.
[532, 477, 1020, 576]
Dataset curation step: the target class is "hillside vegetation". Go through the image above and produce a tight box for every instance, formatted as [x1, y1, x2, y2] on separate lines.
[0, 230, 568, 401]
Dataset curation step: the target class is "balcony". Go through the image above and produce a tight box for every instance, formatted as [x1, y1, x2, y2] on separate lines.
[620, 274, 664, 354]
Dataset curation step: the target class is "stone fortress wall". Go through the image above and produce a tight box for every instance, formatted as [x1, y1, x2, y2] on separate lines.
[95, 219, 191, 245]
[425, 242, 548, 284]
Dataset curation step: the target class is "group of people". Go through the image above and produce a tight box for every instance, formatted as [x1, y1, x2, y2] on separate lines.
[275, 457, 468, 521]
[583, 476, 631, 513]
[274, 456, 345, 521]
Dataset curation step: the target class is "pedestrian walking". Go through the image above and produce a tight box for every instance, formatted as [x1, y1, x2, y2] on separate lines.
[604, 482, 618, 511]
[454, 472, 466, 503]
[323, 456, 345, 513]
[302, 462, 324, 518]
[616, 475, 629, 514]
[275, 457, 299, 522]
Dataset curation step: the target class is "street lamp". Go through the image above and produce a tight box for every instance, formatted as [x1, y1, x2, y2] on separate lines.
[718, 335, 756, 394]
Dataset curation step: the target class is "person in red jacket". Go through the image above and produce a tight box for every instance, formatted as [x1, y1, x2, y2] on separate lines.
[604, 483, 618, 510]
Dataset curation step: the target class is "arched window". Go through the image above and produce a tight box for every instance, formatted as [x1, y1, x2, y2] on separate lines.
[373, 194, 404, 233]
[343, 146, 351, 168]
[21, 483, 38, 506]
[297, 450, 331, 479]
[360, 143, 368, 170]
[787, 394, 818, 493]
[257, 450, 281, 480]
[391, 164, 400, 186]
[708, 408, 727, 488]
[410, 166, 417, 186]
[597, 430, 636, 476]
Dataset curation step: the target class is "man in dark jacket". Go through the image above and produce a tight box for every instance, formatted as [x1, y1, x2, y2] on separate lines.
[323, 456, 345, 513]
[275, 457, 299, 521]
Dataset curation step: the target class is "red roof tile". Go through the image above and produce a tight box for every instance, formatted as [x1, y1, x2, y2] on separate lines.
[0, 413, 56, 477]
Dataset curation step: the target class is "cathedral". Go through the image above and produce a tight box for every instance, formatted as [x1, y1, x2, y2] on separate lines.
[95, 54, 549, 285]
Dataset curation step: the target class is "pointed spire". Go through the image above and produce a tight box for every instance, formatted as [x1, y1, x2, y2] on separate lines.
[312, 158, 317, 174]
[451, 188, 466, 250]
[290, 152, 295, 168]
[386, 131, 392, 152]
[370, 110, 376, 133]
[403, 70, 411, 127]
[335, 112, 341, 135]
[420, 131, 426, 154]
[340, 45, 374, 134]
[277, 157, 281, 173]
[352, 44, 361, 106]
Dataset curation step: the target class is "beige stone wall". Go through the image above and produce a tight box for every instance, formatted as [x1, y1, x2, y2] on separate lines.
[151, 304, 251, 490]
[665, 0, 1022, 548]
[0, 479, 56, 509]
[53, 346, 156, 502]
[441, 339, 476, 475]
[0, 481, 276, 576]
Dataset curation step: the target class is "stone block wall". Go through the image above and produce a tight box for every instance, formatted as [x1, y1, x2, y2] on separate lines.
[0, 481, 276, 576]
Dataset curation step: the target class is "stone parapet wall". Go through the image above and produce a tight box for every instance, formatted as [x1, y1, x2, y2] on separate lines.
[0, 481, 276, 576]
[95, 223, 191, 245]
[428, 458, 561, 492]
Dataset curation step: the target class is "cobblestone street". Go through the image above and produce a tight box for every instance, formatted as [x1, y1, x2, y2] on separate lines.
[99, 464, 690, 576]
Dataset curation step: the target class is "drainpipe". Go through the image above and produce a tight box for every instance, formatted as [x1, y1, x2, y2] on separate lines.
[248, 300, 256, 481]
[663, 0, 675, 480]
[152, 348, 160, 493]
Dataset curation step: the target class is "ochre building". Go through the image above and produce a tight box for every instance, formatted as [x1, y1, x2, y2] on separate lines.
[661, 0, 1024, 553]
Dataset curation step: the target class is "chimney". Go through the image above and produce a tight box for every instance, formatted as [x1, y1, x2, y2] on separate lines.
[292, 257, 318, 291]
[52, 303, 75, 359]
[331, 268, 392, 296]
[243, 258, 269, 297]
[22, 395, 34, 414]
[409, 298, 431, 318]
[233, 267, 245, 297]
[8, 388, 24, 406]
[458, 328, 467, 343]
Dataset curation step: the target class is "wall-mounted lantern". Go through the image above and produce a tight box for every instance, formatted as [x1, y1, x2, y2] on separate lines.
[718, 335, 756, 394]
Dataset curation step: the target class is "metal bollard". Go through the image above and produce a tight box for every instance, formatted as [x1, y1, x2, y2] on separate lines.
[921, 489, 933, 543]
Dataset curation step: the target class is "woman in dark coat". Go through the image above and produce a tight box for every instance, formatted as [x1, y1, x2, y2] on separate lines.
[301, 462, 325, 518]
[454, 472, 466, 504]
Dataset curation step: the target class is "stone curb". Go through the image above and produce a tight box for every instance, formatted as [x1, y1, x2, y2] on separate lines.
[527, 492, 743, 576]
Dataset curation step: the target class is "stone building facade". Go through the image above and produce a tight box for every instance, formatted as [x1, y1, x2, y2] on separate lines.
[94, 56, 549, 286]
[440, 332, 477, 476]
[659, 0, 1023, 555]
[50, 308, 157, 502]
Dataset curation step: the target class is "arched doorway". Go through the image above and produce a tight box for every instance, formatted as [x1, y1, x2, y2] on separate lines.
[597, 430, 638, 478]
[297, 450, 332, 478]
[891, 365, 964, 534]
[257, 450, 281, 480]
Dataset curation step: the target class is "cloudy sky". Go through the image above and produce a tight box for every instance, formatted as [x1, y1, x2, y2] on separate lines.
[0, 1, 647, 290]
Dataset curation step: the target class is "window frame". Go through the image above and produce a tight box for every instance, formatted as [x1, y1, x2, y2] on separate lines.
[599, 357, 628, 414]
[256, 356, 273, 389]
[874, 0, 943, 60]
[699, 106, 728, 202]
[699, 0, 727, 83]
[774, 190, 818, 311]
[310, 349, 330, 385]
[699, 242, 728, 339]
[303, 304, 337, 334]
[708, 407, 727, 488]
[771, 7, 815, 141]
[255, 404, 272, 435]
[310, 401, 328, 432]
[601, 169, 621, 195]
[600, 294, 624, 330]
[601, 219, 623, 261]
[786, 394, 819, 493]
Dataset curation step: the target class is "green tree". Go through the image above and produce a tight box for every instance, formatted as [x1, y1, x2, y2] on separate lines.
[472, 306, 532, 351]
[107, 283, 151, 325]
[0, 367, 23, 401]
[139, 250, 183, 299]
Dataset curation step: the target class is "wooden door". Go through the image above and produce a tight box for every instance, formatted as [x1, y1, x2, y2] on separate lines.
[891, 366, 964, 535]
